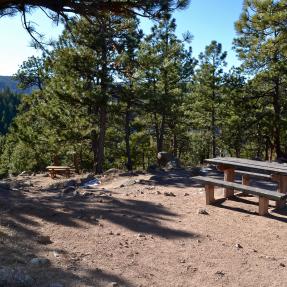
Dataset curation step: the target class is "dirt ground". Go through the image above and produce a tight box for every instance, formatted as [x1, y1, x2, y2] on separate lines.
[0, 168, 287, 287]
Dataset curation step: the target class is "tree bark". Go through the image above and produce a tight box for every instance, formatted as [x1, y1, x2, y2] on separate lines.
[273, 77, 282, 158]
[95, 106, 107, 173]
[125, 103, 132, 171]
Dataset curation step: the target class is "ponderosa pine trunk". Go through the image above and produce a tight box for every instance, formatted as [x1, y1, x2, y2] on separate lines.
[95, 21, 108, 173]
[95, 106, 107, 173]
[273, 77, 283, 159]
[125, 103, 132, 171]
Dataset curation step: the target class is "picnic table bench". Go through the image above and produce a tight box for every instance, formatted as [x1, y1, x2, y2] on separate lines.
[46, 166, 73, 179]
[193, 157, 287, 216]
[194, 176, 287, 216]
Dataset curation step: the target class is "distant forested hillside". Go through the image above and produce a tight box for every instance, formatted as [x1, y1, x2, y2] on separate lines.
[0, 76, 34, 94]
[0, 88, 21, 135]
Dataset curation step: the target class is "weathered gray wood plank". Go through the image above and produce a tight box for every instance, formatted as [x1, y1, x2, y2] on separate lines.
[193, 176, 287, 201]
[204, 157, 287, 175]
[235, 170, 272, 180]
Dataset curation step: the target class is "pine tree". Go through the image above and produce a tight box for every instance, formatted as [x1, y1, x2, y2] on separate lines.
[190, 41, 227, 157]
[234, 0, 287, 159]
[138, 14, 195, 154]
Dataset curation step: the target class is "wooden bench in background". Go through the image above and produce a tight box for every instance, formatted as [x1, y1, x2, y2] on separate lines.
[46, 166, 73, 179]
[193, 176, 287, 216]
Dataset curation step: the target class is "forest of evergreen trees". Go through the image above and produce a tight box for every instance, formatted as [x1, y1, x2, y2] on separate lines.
[1, 0, 287, 176]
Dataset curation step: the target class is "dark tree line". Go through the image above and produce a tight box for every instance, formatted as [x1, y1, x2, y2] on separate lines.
[2, 0, 287, 176]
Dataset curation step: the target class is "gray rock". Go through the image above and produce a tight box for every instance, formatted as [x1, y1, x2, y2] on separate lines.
[82, 191, 94, 197]
[197, 208, 209, 215]
[109, 282, 119, 287]
[19, 171, 30, 176]
[235, 243, 243, 249]
[215, 270, 225, 277]
[62, 186, 76, 194]
[36, 235, 52, 245]
[157, 152, 181, 169]
[80, 173, 95, 184]
[63, 179, 77, 188]
[73, 190, 80, 197]
[0, 266, 34, 286]
[164, 191, 176, 197]
[166, 160, 181, 170]
[30, 257, 50, 267]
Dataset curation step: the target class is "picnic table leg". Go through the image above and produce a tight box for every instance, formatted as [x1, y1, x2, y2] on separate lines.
[259, 196, 269, 216]
[277, 175, 287, 208]
[224, 168, 235, 198]
[205, 184, 215, 205]
[242, 175, 250, 186]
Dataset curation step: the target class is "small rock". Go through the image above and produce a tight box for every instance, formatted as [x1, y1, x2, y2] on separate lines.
[19, 171, 29, 176]
[215, 271, 225, 277]
[197, 208, 209, 215]
[36, 235, 52, 245]
[279, 263, 286, 267]
[184, 193, 189, 196]
[63, 179, 77, 188]
[187, 265, 198, 272]
[30, 257, 50, 267]
[180, 259, 186, 263]
[164, 191, 176, 197]
[53, 251, 61, 258]
[146, 186, 155, 190]
[156, 191, 161, 195]
[109, 282, 119, 287]
[235, 243, 243, 249]
[73, 190, 80, 197]
[62, 186, 76, 194]
[82, 191, 93, 197]
[137, 233, 145, 238]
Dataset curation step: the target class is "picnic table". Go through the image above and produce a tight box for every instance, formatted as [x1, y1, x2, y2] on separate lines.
[193, 157, 287, 215]
[46, 166, 72, 179]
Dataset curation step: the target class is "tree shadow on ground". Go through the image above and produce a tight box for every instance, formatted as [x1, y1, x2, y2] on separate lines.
[211, 195, 287, 223]
[147, 168, 207, 188]
[0, 184, 197, 286]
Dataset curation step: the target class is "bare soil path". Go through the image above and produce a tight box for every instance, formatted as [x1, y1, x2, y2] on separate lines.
[0, 169, 287, 287]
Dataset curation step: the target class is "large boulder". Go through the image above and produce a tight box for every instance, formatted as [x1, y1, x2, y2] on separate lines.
[157, 152, 180, 169]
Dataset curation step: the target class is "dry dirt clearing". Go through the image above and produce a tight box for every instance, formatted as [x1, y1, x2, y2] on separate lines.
[0, 169, 287, 287]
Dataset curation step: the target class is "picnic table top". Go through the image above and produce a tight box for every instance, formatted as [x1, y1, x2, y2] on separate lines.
[46, 166, 71, 169]
[205, 157, 287, 176]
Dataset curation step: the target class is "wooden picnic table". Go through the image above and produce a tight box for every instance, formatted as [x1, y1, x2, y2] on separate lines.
[46, 165, 72, 179]
[204, 157, 287, 208]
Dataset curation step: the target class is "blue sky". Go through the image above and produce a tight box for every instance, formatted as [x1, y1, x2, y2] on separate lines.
[0, 0, 244, 76]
